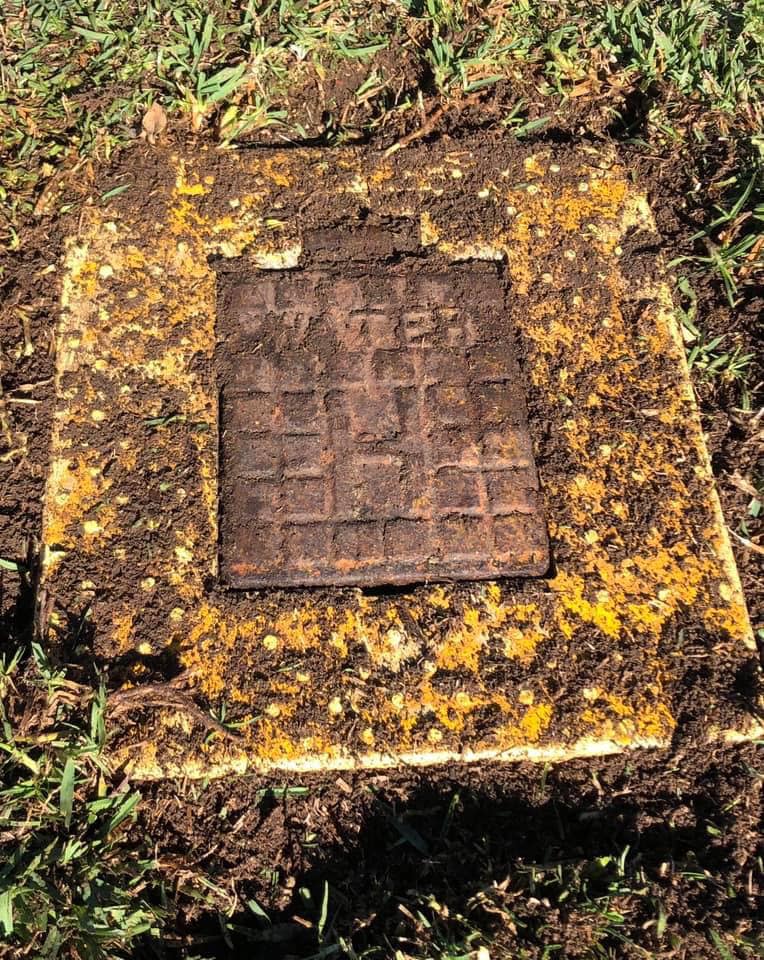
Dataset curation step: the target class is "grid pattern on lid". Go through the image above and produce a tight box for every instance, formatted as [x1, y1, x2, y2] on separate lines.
[217, 262, 549, 587]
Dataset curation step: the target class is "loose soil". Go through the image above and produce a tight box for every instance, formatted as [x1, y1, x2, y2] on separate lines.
[0, 89, 761, 957]
[138, 742, 762, 959]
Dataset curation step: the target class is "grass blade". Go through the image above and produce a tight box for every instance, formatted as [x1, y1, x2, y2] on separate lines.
[60, 756, 76, 828]
[106, 791, 140, 834]
[0, 889, 13, 936]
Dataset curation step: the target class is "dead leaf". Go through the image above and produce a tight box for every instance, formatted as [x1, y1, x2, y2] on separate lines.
[141, 102, 167, 145]
[728, 471, 760, 499]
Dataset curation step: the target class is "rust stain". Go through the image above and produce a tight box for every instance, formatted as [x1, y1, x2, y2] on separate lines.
[217, 260, 548, 587]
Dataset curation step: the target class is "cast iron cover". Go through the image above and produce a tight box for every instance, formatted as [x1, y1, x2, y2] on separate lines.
[217, 259, 549, 587]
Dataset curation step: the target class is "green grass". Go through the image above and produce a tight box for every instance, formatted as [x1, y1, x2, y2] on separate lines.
[1, 2, 762, 392]
[1, 1, 762, 241]
[306, 791, 764, 960]
[676, 276, 754, 406]
[0, 645, 163, 958]
[2, 657, 758, 960]
[591, 1, 764, 113]
[671, 176, 764, 308]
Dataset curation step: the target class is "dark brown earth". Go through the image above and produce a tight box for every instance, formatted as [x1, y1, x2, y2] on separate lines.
[0, 222, 61, 646]
[137, 743, 762, 959]
[0, 90, 761, 958]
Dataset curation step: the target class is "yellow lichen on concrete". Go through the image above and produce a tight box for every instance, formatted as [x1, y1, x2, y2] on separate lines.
[41, 142, 754, 779]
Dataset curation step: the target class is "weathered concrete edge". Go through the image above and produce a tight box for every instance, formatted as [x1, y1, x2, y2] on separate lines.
[649, 276, 755, 652]
[118, 734, 665, 780]
[116, 723, 764, 781]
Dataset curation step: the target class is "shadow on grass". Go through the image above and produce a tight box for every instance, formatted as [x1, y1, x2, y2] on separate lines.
[134, 743, 762, 959]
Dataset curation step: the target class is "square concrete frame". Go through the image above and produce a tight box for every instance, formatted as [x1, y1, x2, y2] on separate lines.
[43, 139, 759, 779]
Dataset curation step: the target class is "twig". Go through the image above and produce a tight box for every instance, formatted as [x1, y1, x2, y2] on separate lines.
[384, 92, 483, 158]
[729, 529, 764, 556]
[108, 684, 243, 741]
